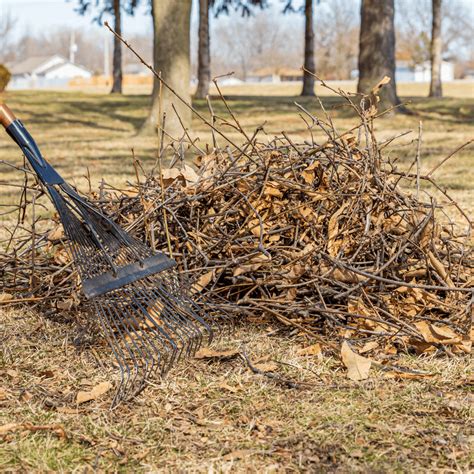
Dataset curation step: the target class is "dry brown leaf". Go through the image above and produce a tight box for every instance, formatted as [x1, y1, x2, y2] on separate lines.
[297, 343, 322, 357]
[47, 225, 65, 241]
[384, 371, 434, 380]
[415, 321, 461, 345]
[327, 202, 350, 257]
[76, 381, 112, 404]
[359, 341, 379, 354]
[194, 348, 239, 360]
[0, 293, 13, 303]
[0, 423, 20, 436]
[341, 341, 372, 381]
[192, 270, 214, 293]
[253, 361, 279, 372]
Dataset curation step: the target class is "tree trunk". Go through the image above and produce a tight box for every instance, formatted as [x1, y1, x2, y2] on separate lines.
[301, 0, 315, 96]
[110, 0, 123, 94]
[195, 0, 211, 99]
[141, 0, 192, 136]
[357, 0, 400, 110]
[429, 0, 442, 97]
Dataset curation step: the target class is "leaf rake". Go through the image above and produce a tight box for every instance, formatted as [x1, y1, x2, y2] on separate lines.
[0, 103, 218, 405]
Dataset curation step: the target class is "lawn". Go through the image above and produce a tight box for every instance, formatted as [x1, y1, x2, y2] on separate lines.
[0, 87, 473, 472]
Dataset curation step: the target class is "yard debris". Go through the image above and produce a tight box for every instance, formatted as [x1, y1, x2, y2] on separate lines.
[76, 382, 112, 404]
[341, 341, 372, 381]
[0, 83, 472, 370]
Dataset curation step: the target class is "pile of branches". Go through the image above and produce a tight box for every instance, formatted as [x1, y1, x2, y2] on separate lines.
[1, 85, 472, 358]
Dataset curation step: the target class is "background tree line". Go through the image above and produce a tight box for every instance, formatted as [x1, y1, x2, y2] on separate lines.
[0, 0, 473, 131]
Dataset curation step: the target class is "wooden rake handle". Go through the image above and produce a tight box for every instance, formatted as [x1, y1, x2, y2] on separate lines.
[0, 103, 16, 129]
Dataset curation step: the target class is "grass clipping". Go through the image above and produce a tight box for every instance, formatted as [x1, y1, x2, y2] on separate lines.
[1, 83, 473, 362]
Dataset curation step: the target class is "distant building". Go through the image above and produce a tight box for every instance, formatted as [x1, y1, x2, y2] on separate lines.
[8, 55, 92, 90]
[247, 67, 303, 83]
[351, 59, 455, 83]
[395, 60, 454, 82]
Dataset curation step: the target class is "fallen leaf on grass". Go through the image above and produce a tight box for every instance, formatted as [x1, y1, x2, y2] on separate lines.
[0, 293, 13, 303]
[0, 422, 66, 439]
[341, 341, 372, 381]
[359, 341, 379, 354]
[297, 343, 322, 357]
[0, 423, 18, 436]
[218, 382, 240, 393]
[253, 361, 279, 372]
[76, 382, 112, 404]
[384, 371, 434, 380]
[194, 348, 239, 360]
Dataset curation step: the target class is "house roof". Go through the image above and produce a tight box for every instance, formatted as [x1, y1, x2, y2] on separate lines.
[10, 55, 62, 75]
[10, 55, 91, 76]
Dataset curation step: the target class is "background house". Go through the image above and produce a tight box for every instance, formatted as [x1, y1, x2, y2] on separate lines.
[247, 67, 303, 83]
[8, 55, 92, 89]
[395, 60, 454, 82]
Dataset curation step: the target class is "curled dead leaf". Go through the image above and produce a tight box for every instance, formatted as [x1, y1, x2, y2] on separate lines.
[341, 341, 372, 381]
[76, 381, 112, 404]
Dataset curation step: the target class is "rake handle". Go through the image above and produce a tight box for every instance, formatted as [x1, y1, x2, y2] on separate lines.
[0, 102, 64, 185]
[0, 103, 16, 128]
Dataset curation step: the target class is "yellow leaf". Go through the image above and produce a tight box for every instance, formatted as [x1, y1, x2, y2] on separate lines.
[76, 382, 112, 404]
[341, 341, 372, 381]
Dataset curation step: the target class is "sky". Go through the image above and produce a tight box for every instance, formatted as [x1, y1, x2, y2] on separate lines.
[1, 0, 156, 39]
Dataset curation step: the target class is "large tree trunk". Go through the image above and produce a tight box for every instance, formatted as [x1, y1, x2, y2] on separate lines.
[429, 0, 443, 97]
[195, 0, 211, 99]
[110, 0, 123, 94]
[301, 0, 315, 96]
[141, 0, 192, 136]
[357, 0, 400, 110]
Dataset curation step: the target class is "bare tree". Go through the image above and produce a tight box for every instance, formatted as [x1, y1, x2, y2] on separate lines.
[397, 0, 473, 74]
[195, 0, 267, 99]
[212, 10, 301, 79]
[141, 0, 192, 136]
[315, 0, 358, 80]
[196, 0, 211, 99]
[301, 0, 315, 95]
[357, 0, 401, 110]
[110, 0, 123, 93]
[429, 0, 443, 97]
[0, 11, 17, 64]
[74, 0, 141, 93]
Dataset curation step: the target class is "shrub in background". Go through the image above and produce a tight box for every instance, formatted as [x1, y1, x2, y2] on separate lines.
[0, 65, 12, 92]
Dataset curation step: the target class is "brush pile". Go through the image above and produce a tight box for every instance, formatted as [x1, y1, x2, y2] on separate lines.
[1, 86, 473, 359]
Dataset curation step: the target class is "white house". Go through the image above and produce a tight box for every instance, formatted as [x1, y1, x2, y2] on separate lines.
[8, 55, 92, 90]
[395, 60, 454, 82]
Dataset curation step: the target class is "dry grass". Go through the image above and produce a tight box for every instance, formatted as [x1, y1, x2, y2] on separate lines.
[0, 89, 473, 471]
[1, 308, 473, 472]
